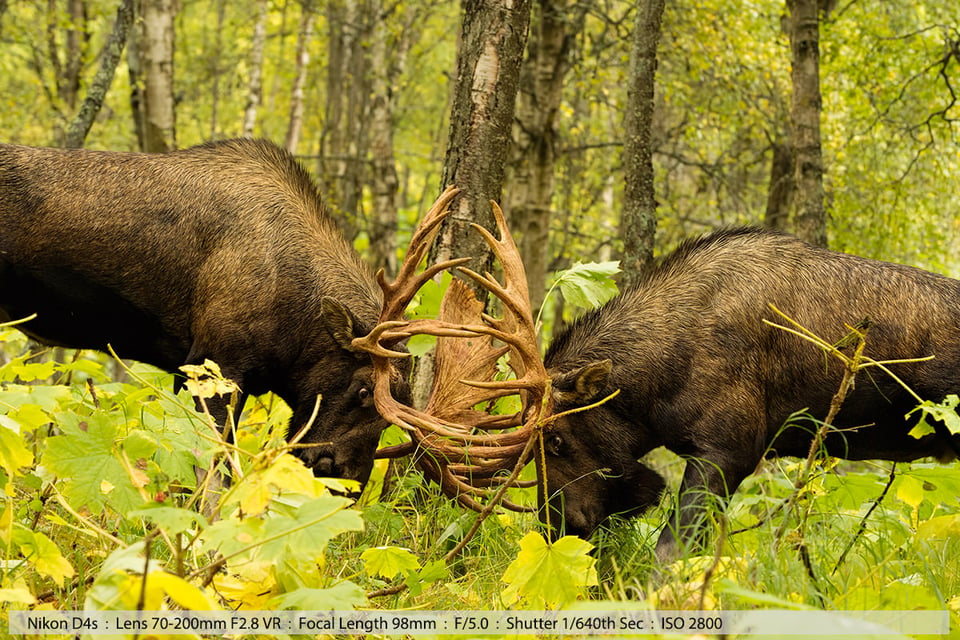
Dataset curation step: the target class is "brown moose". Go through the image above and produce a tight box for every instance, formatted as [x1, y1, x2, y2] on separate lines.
[541, 227, 960, 560]
[0, 138, 402, 487]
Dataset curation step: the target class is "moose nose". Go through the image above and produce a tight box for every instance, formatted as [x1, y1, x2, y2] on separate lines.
[313, 455, 336, 477]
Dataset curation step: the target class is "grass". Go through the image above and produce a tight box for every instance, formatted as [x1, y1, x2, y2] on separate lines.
[3, 330, 960, 638]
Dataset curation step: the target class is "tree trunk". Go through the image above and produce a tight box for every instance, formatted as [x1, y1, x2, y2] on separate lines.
[138, 0, 176, 152]
[507, 0, 579, 315]
[127, 10, 144, 148]
[318, 0, 371, 241]
[242, 0, 269, 138]
[411, 0, 531, 409]
[620, 0, 665, 288]
[367, 1, 406, 277]
[788, 0, 827, 247]
[45, 0, 88, 116]
[764, 140, 793, 230]
[284, 0, 314, 154]
[63, 0, 87, 110]
[207, 0, 226, 139]
[433, 0, 532, 279]
[64, 0, 135, 148]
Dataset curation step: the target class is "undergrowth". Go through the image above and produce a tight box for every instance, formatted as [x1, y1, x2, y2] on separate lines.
[2, 316, 960, 638]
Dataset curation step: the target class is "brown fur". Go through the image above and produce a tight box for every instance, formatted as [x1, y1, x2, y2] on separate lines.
[0, 139, 399, 486]
[543, 227, 960, 560]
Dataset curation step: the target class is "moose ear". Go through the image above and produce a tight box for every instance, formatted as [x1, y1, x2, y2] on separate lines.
[320, 297, 363, 352]
[552, 359, 612, 405]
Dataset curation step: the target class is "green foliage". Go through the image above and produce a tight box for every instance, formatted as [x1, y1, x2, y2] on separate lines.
[1, 0, 960, 628]
[909, 394, 960, 438]
[500, 532, 598, 609]
[547, 261, 621, 311]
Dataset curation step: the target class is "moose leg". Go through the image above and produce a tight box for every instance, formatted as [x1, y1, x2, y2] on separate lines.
[655, 451, 755, 563]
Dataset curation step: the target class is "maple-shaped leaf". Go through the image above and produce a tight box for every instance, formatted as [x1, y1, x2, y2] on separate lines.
[42, 412, 146, 515]
[213, 561, 277, 610]
[224, 453, 320, 517]
[360, 546, 419, 580]
[143, 571, 221, 611]
[501, 532, 597, 608]
[259, 495, 364, 565]
[552, 261, 620, 310]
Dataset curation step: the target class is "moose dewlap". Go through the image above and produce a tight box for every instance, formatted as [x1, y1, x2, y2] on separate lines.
[541, 227, 960, 561]
[0, 138, 404, 487]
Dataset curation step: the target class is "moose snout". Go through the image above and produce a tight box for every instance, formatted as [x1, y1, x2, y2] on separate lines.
[313, 455, 336, 477]
[299, 447, 338, 477]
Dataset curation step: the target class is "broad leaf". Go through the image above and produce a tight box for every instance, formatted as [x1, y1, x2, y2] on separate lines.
[501, 532, 597, 608]
[42, 412, 145, 514]
[361, 546, 420, 580]
[552, 261, 620, 310]
[908, 395, 960, 438]
[271, 582, 367, 610]
[12, 529, 75, 587]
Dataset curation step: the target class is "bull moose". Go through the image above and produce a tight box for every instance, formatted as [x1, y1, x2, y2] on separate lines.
[541, 227, 960, 561]
[0, 138, 402, 487]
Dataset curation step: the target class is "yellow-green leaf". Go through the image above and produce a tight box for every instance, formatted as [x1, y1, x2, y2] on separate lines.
[501, 532, 597, 608]
[361, 546, 420, 580]
[13, 529, 75, 587]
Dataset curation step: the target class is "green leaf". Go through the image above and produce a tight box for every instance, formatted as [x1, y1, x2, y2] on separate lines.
[7, 360, 57, 382]
[916, 514, 960, 540]
[259, 495, 365, 565]
[552, 261, 620, 310]
[404, 559, 448, 597]
[0, 416, 34, 485]
[894, 466, 960, 509]
[271, 582, 367, 610]
[908, 395, 960, 438]
[42, 412, 144, 515]
[361, 546, 420, 580]
[895, 474, 925, 509]
[12, 528, 75, 587]
[127, 506, 208, 536]
[501, 532, 597, 608]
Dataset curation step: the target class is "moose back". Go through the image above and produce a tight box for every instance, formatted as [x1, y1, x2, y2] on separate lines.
[0, 138, 398, 486]
[542, 227, 960, 560]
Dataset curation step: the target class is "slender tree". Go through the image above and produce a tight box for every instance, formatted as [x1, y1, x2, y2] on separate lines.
[788, 0, 827, 247]
[764, 139, 793, 230]
[54, 0, 88, 111]
[620, 0, 666, 287]
[285, 0, 314, 153]
[433, 0, 532, 278]
[64, 0, 135, 147]
[207, 0, 226, 139]
[242, 0, 269, 138]
[319, 0, 372, 241]
[137, 0, 176, 151]
[411, 0, 531, 408]
[367, 0, 413, 276]
[507, 0, 580, 314]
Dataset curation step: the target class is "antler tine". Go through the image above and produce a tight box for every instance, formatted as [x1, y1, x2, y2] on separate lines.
[361, 189, 553, 517]
[376, 185, 462, 324]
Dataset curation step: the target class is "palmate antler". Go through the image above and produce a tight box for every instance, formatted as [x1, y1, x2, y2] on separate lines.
[352, 185, 551, 513]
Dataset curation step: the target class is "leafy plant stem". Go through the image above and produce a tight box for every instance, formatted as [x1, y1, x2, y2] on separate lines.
[771, 306, 867, 544]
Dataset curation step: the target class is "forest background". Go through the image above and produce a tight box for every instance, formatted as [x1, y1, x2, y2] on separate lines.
[1, 0, 960, 630]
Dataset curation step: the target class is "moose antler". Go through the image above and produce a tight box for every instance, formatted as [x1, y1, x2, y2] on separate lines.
[353, 186, 551, 513]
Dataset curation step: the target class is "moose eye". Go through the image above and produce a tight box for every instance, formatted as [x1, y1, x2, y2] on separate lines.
[357, 387, 371, 402]
[546, 434, 564, 456]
